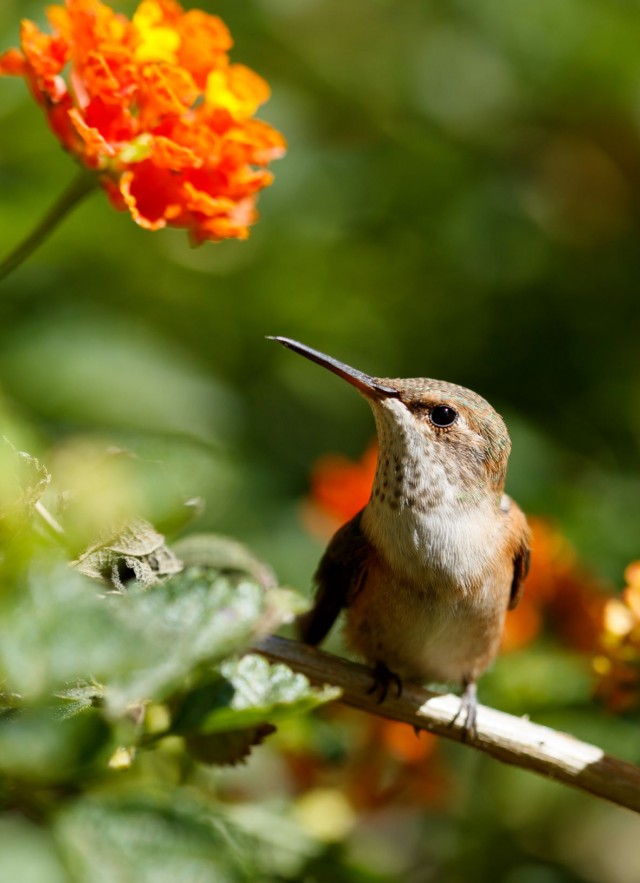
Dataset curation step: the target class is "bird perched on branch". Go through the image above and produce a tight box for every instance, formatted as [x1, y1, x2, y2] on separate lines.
[270, 337, 530, 738]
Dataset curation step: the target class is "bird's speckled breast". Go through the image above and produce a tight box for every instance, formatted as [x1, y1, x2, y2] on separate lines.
[349, 398, 514, 682]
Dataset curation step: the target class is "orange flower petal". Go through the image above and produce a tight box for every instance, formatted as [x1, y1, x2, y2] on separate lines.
[501, 599, 542, 652]
[68, 107, 117, 160]
[205, 64, 270, 120]
[20, 19, 68, 79]
[81, 51, 132, 102]
[190, 197, 256, 243]
[177, 10, 231, 88]
[624, 561, 640, 591]
[118, 166, 169, 230]
[0, 48, 27, 76]
[150, 135, 202, 170]
[310, 444, 378, 529]
[380, 721, 438, 764]
[183, 181, 234, 215]
[137, 61, 198, 121]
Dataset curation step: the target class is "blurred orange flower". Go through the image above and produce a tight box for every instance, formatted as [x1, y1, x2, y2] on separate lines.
[502, 517, 606, 654]
[0, 0, 285, 243]
[304, 442, 607, 656]
[303, 442, 377, 535]
[594, 562, 640, 712]
[281, 707, 449, 811]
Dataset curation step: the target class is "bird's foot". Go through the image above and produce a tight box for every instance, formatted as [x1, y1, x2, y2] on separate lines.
[366, 661, 403, 703]
[449, 680, 478, 742]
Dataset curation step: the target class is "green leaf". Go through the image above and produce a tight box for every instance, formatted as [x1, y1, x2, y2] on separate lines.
[172, 533, 278, 588]
[0, 558, 302, 713]
[0, 705, 110, 784]
[185, 724, 276, 766]
[56, 683, 106, 720]
[54, 793, 254, 883]
[105, 569, 271, 712]
[0, 818, 68, 883]
[175, 655, 340, 736]
[73, 517, 182, 591]
[0, 437, 50, 519]
[0, 562, 156, 701]
[224, 803, 321, 880]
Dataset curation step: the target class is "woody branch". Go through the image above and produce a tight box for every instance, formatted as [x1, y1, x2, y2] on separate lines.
[254, 635, 640, 815]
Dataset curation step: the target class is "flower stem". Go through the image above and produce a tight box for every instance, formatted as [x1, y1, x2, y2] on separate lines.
[0, 167, 99, 282]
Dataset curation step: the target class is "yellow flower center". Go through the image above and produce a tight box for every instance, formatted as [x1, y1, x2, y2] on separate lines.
[132, 1, 181, 64]
[205, 66, 269, 120]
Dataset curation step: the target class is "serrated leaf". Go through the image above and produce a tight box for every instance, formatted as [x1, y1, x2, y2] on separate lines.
[0, 555, 302, 720]
[56, 683, 105, 720]
[0, 438, 51, 539]
[176, 655, 339, 736]
[171, 656, 338, 766]
[73, 517, 182, 590]
[185, 724, 276, 766]
[0, 438, 50, 513]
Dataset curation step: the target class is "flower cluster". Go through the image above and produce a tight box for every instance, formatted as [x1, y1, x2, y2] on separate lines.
[0, 0, 285, 243]
[594, 562, 640, 712]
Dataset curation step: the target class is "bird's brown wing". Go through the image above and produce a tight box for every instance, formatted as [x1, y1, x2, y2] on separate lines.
[507, 502, 531, 611]
[509, 544, 530, 610]
[297, 509, 370, 646]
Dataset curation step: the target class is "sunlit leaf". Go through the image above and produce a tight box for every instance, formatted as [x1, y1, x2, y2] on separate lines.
[105, 569, 272, 712]
[176, 655, 340, 735]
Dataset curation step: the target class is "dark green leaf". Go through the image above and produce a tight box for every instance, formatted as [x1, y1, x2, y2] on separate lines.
[0, 705, 110, 784]
[185, 724, 276, 766]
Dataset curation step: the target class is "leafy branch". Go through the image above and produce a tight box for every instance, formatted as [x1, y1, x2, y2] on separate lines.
[254, 635, 640, 815]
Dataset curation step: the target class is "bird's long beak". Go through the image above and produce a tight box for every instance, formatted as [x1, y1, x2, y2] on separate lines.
[268, 336, 399, 399]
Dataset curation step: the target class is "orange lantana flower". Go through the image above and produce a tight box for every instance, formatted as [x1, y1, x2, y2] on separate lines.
[0, 0, 285, 243]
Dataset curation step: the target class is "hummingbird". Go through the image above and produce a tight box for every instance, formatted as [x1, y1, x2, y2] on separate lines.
[269, 336, 530, 738]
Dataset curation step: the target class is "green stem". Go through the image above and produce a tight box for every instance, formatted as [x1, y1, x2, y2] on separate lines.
[0, 167, 99, 282]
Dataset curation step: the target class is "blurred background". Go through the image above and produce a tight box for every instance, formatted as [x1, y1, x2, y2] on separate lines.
[2, 0, 640, 880]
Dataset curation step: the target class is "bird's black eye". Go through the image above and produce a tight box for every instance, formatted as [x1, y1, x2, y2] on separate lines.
[430, 405, 458, 428]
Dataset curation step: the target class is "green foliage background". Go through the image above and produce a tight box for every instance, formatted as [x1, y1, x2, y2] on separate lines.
[2, 1, 640, 881]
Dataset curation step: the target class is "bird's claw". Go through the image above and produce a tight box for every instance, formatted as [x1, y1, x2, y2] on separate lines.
[366, 661, 403, 703]
[449, 680, 478, 742]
